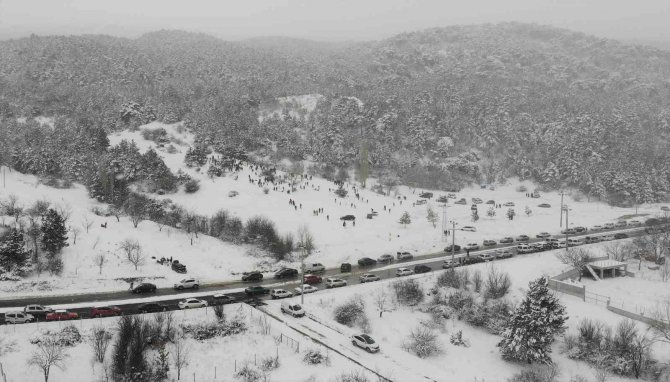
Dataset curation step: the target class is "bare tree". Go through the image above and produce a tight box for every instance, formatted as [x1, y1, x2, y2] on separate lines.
[556, 248, 593, 281]
[69, 226, 81, 245]
[426, 206, 439, 228]
[27, 337, 68, 382]
[374, 289, 389, 318]
[93, 251, 107, 275]
[108, 205, 122, 222]
[92, 236, 100, 249]
[119, 239, 144, 270]
[296, 224, 316, 255]
[124, 194, 148, 228]
[81, 215, 93, 233]
[54, 204, 72, 224]
[651, 298, 670, 344]
[171, 335, 189, 381]
[89, 326, 112, 363]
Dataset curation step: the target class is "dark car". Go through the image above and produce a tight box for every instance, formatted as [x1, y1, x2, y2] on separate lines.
[90, 306, 122, 318]
[413, 264, 432, 274]
[242, 271, 263, 282]
[244, 286, 270, 296]
[462, 257, 484, 266]
[303, 274, 322, 285]
[454, 198, 467, 205]
[516, 235, 530, 242]
[538, 203, 551, 208]
[614, 233, 629, 239]
[340, 215, 356, 221]
[483, 240, 497, 247]
[171, 261, 187, 274]
[358, 257, 377, 266]
[131, 283, 157, 294]
[486, 200, 495, 205]
[499, 237, 514, 244]
[274, 268, 298, 279]
[340, 263, 352, 272]
[419, 192, 433, 199]
[574, 226, 587, 233]
[436, 196, 448, 203]
[137, 303, 167, 313]
[212, 294, 237, 305]
[444, 245, 461, 253]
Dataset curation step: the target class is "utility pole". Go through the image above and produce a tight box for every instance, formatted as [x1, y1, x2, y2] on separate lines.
[559, 190, 565, 227]
[300, 245, 306, 305]
[441, 203, 448, 242]
[451, 221, 457, 268]
[564, 205, 569, 252]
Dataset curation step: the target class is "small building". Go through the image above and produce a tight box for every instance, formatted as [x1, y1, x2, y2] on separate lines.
[587, 259, 628, 280]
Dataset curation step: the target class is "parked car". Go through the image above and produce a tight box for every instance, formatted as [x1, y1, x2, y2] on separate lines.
[574, 226, 587, 233]
[294, 284, 318, 295]
[415, 199, 427, 205]
[395, 267, 414, 277]
[325, 278, 347, 288]
[281, 301, 305, 317]
[303, 274, 322, 285]
[604, 223, 616, 229]
[131, 283, 157, 294]
[444, 244, 461, 252]
[419, 192, 433, 199]
[174, 278, 199, 290]
[178, 298, 208, 309]
[486, 200, 495, 205]
[340, 215, 356, 221]
[591, 225, 603, 231]
[340, 263, 352, 272]
[464, 243, 480, 251]
[614, 233, 629, 239]
[448, 193, 457, 199]
[496, 249, 514, 259]
[454, 198, 467, 205]
[413, 264, 432, 274]
[171, 261, 187, 273]
[568, 238, 584, 246]
[212, 294, 236, 305]
[538, 203, 551, 208]
[137, 303, 167, 313]
[662, 206, 670, 212]
[358, 257, 377, 266]
[23, 305, 53, 319]
[503, 202, 515, 207]
[536, 232, 551, 239]
[396, 251, 413, 260]
[244, 286, 270, 296]
[584, 236, 601, 244]
[442, 258, 461, 268]
[46, 310, 78, 321]
[629, 220, 642, 226]
[472, 198, 483, 204]
[516, 244, 533, 254]
[600, 234, 615, 241]
[359, 273, 380, 283]
[530, 242, 547, 252]
[615, 221, 628, 228]
[377, 254, 394, 263]
[436, 196, 448, 203]
[242, 271, 263, 282]
[90, 306, 122, 318]
[516, 235, 530, 242]
[483, 239, 497, 247]
[461, 226, 477, 232]
[351, 334, 379, 353]
[499, 237, 514, 244]
[479, 253, 496, 262]
[561, 228, 576, 235]
[462, 257, 484, 265]
[270, 289, 293, 299]
[3, 312, 34, 324]
[274, 268, 298, 279]
[304, 263, 326, 273]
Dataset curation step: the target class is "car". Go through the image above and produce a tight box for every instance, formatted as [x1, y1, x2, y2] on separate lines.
[3, 312, 34, 324]
[600, 234, 615, 241]
[561, 228, 576, 235]
[340, 263, 352, 272]
[461, 257, 484, 265]
[359, 273, 380, 283]
[536, 232, 551, 239]
[629, 220, 642, 227]
[270, 289, 293, 299]
[244, 286, 270, 296]
[178, 298, 208, 309]
[413, 264, 432, 274]
[604, 223, 616, 229]
[661, 206, 670, 212]
[171, 261, 187, 273]
[496, 249, 514, 259]
[303, 274, 322, 285]
[556, 239, 568, 248]
[274, 268, 298, 279]
[396, 251, 413, 260]
[486, 200, 495, 205]
[483, 239, 497, 247]
[174, 278, 200, 290]
[242, 271, 263, 282]
[395, 267, 414, 277]
[228, 190, 239, 197]
[442, 258, 461, 268]
[415, 199, 427, 205]
[615, 221, 627, 228]
[131, 283, 157, 294]
[568, 238, 584, 246]
[461, 226, 477, 232]
[294, 284, 318, 295]
[326, 277, 347, 288]
[516, 244, 533, 254]
[447, 193, 457, 199]
[471, 198, 483, 204]
[470, 204, 478, 211]
[499, 237, 514, 244]
[351, 334, 379, 353]
[444, 244, 461, 252]
[516, 235, 530, 242]
[419, 192, 433, 199]
[358, 257, 377, 266]
[212, 294, 236, 305]
[614, 233, 629, 239]
[454, 198, 467, 205]
[503, 202, 515, 207]
[304, 263, 326, 273]
[46, 310, 78, 321]
[530, 242, 547, 252]
[645, 226, 664, 234]
[574, 226, 587, 233]
[464, 243, 479, 251]
[137, 303, 168, 313]
[377, 254, 394, 263]
[90, 306, 122, 318]
[479, 253, 496, 262]
[538, 203, 551, 208]
[584, 236, 601, 244]
[591, 225, 603, 231]
[340, 215, 356, 221]
[23, 304, 53, 318]
[281, 301, 305, 317]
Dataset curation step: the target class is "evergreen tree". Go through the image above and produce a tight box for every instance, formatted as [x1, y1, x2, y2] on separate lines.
[471, 209, 480, 222]
[498, 277, 567, 364]
[0, 229, 31, 277]
[40, 209, 69, 255]
[358, 142, 369, 188]
[486, 207, 496, 217]
[525, 206, 532, 217]
[507, 208, 516, 221]
[399, 211, 411, 228]
[426, 206, 439, 228]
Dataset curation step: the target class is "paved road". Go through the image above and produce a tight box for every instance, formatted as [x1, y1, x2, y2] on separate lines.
[0, 225, 651, 321]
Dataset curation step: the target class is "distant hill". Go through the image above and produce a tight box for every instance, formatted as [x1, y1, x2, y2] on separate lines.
[1, 22, 669, 204]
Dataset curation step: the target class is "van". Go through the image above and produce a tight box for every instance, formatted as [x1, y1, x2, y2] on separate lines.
[568, 238, 584, 246]
[516, 244, 532, 254]
[281, 301, 305, 317]
[304, 263, 325, 273]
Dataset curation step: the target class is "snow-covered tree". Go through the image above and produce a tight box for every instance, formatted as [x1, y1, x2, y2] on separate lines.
[498, 276, 567, 364]
[525, 206, 532, 217]
[399, 211, 411, 228]
[0, 228, 31, 278]
[40, 209, 68, 255]
[486, 207, 496, 217]
[506, 208, 516, 221]
[426, 206, 439, 228]
[471, 209, 479, 222]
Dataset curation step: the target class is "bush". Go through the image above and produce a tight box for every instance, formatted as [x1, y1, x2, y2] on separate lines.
[472, 270, 483, 293]
[445, 290, 474, 311]
[403, 326, 441, 358]
[213, 304, 225, 321]
[303, 348, 329, 365]
[32, 325, 83, 347]
[334, 370, 369, 382]
[484, 267, 511, 299]
[450, 330, 470, 347]
[334, 296, 369, 331]
[436, 268, 465, 289]
[393, 279, 424, 306]
[507, 365, 558, 382]
[184, 179, 200, 193]
[235, 363, 262, 382]
[181, 317, 247, 340]
[260, 356, 280, 371]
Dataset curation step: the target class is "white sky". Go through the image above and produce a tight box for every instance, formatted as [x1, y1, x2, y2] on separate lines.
[1, 0, 669, 42]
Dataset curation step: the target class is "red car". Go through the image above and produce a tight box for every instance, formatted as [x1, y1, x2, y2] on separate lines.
[46, 310, 79, 321]
[303, 274, 322, 285]
[90, 306, 122, 318]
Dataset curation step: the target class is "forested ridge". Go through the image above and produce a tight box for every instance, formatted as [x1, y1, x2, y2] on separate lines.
[1, 23, 670, 204]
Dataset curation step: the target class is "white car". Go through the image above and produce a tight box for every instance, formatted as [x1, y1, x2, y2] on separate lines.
[377, 254, 394, 263]
[351, 334, 380, 353]
[604, 223, 616, 229]
[600, 234, 615, 241]
[359, 273, 380, 283]
[23, 304, 54, 317]
[516, 244, 532, 254]
[395, 268, 414, 277]
[496, 249, 514, 258]
[304, 263, 325, 273]
[270, 289, 293, 299]
[442, 259, 460, 268]
[3, 311, 34, 324]
[325, 278, 347, 288]
[464, 243, 479, 250]
[178, 298, 208, 309]
[396, 251, 413, 260]
[174, 278, 200, 290]
[629, 220, 642, 226]
[281, 302, 305, 317]
[591, 225, 603, 231]
[461, 226, 477, 232]
[479, 253, 496, 262]
[294, 284, 318, 295]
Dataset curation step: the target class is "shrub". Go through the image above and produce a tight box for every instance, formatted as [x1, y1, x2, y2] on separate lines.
[450, 330, 470, 347]
[181, 317, 247, 340]
[472, 270, 483, 293]
[484, 267, 511, 299]
[403, 326, 441, 358]
[260, 356, 280, 371]
[334, 370, 369, 382]
[436, 268, 463, 289]
[303, 348, 329, 365]
[334, 296, 369, 331]
[445, 290, 474, 311]
[393, 279, 425, 306]
[31, 325, 82, 347]
[507, 365, 558, 382]
[235, 363, 262, 382]
[213, 304, 225, 321]
[184, 179, 200, 193]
